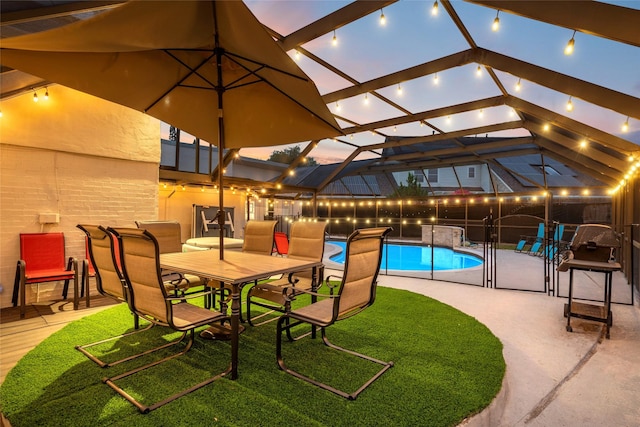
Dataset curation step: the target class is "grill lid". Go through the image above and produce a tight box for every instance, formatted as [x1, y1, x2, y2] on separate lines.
[569, 224, 619, 251]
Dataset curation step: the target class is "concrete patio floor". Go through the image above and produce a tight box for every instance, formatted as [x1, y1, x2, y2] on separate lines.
[1, 249, 638, 426]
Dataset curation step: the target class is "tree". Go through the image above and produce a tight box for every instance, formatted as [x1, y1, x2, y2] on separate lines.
[267, 145, 318, 166]
[391, 172, 427, 198]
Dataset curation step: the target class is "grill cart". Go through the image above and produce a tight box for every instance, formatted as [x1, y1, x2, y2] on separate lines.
[558, 224, 621, 339]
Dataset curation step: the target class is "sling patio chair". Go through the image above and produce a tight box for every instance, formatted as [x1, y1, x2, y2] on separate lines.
[200, 219, 277, 339]
[76, 224, 164, 368]
[515, 223, 544, 253]
[12, 232, 80, 318]
[247, 221, 327, 328]
[276, 227, 394, 400]
[105, 227, 228, 413]
[135, 220, 203, 295]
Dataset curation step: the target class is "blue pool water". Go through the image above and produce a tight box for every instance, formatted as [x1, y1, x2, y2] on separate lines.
[328, 241, 483, 271]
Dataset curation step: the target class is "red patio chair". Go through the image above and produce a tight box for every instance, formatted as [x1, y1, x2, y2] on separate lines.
[12, 232, 79, 318]
[274, 231, 289, 256]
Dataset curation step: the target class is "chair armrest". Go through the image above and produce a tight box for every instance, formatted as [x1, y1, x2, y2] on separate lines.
[166, 287, 216, 302]
[324, 275, 342, 291]
[282, 286, 336, 303]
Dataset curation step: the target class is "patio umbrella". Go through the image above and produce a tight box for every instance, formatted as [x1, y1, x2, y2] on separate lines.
[1, 0, 341, 259]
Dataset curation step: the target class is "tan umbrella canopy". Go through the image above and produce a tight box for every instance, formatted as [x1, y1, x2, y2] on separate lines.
[1, 0, 341, 258]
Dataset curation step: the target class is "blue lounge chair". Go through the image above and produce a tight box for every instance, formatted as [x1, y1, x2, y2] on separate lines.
[515, 223, 544, 253]
[542, 224, 565, 260]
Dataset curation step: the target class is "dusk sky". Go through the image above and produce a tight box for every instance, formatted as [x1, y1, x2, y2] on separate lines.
[163, 0, 640, 165]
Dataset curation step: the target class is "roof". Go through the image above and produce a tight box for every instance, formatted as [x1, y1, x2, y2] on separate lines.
[1, 0, 639, 198]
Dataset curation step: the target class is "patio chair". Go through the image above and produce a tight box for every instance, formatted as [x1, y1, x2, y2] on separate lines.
[273, 231, 289, 256]
[75, 224, 159, 368]
[198, 219, 278, 339]
[542, 224, 565, 261]
[247, 221, 327, 327]
[135, 220, 203, 294]
[80, 237, 95, 308]
[12, 232, 79, 318]
[105, 227, 228, 413]
[276, 227, 394, 400]
[515, 223, 544, 253]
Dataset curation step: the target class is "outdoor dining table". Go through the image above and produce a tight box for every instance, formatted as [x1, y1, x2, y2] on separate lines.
[160, 250, 323, 379]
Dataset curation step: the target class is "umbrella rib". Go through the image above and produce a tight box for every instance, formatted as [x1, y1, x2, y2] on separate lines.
[220, 52, 341, 134]
[143, 50, 217, 112]
[224, 51, 308, 82]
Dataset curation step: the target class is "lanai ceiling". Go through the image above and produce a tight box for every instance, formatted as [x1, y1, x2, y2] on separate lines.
[2, 1, 639, 197]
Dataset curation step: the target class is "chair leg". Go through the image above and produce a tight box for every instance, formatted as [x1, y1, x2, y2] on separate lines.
[13, 261, 27, 318]
[276, 316, 393, 400]
[76, 321, 161, 368]
[103, 329, 230, 413]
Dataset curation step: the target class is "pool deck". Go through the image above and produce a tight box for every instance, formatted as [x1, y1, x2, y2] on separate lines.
[324, 245, 639, 427]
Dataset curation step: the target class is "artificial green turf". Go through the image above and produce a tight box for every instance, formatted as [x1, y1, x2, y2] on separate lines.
[0, 286, 505, 427]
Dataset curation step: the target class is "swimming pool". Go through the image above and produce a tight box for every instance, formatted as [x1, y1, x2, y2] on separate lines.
[328, 241, 483, 271]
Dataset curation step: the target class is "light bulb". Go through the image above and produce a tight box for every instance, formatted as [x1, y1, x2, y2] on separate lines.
[492, 11, 500, 32]
[33, 92, 39, 102]
[380, 9, 386, 26]
[515, 78, 521, 92]
[479, 109, 484, 117]
[433, 73, 439, 85]
[476, 65, 482, 76]
[431, 0, 438, 16]
[622, 117, 629, 132]
[294, 50, 300, 61]
[364, 93, 369, 105]
[397, 83, 403, 95]
[580, 139, 587, 148]
[332, 30, 337, 46]
[564, 31, 576, 55]
[335, 101, 341, 111]
[566, 96, 574, 112]
[44, 88, 49, 101]
[543, 123, 550, 132]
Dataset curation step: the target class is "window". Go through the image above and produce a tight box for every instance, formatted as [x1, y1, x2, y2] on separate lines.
[536, 165, 560, 176]
[427, 169, 438, 183]
[468, 167, 475, 178]
[414, 170, 424, 182]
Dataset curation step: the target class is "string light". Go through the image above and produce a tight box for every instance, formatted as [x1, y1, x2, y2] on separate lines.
[363, 93, 369, 105]
[515, 78, 521, 92]
[622, 117, 629, 133]
[332, 30, 337, 46]
[294, 50, 301, 61]
[564, 30, 576, 55]
[431, 0, 439, 16]
[44, 87, 49, 101]
[397, 83, 403, 95]
[433, 73, 439, 85]
[478, 109, 484, 118]
[335, 101, 341, 111]
[492, 11, 500, 32]
[476, 65, 482, 77]
[566, 96, 574, 112]
[379, 9, 386, 26]
[33, 89, 39, 103]
[579, 139, 588, 148]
